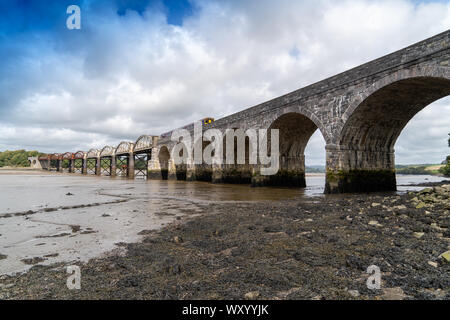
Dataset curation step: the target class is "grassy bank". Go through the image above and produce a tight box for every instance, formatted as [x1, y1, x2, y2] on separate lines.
[395, 164, 444, 175]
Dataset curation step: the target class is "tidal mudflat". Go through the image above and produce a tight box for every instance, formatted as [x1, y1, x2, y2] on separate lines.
[0, 170, 316, 276]
[0, 170, 208, 275]
[0, 170, 449, 299]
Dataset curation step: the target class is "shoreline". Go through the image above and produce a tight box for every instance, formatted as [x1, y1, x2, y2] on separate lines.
[1, 183, 449, 299]
[0, 172, 210, 276]
[0, 167, 42, 172]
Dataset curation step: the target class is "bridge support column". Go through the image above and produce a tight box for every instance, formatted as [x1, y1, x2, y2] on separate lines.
[221, 164, 253, 184]
[324, 144, 396, 194]
[186, 166, 195, 181]
[39, 160, 49, 170]
[128, 154, 134, 179]
[82, 158, 87, 174]
[96, 157, 101, 176]
[250, 156, 306, 188]
[211, 164, 223, 183]
[148, 148, 162, 179]
[194, 164, 212, 182]
[186, 159, 196, 181]
[69, 159, 74, 173]
[57, 160, 62, 172]
[111, 156, 116, 177]
[175, 164, 187, 180]
[168, 159, 177, 180]
[269, 155, 306, 187]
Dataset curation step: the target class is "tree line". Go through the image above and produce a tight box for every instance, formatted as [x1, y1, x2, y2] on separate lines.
[0, 150, 42, 167]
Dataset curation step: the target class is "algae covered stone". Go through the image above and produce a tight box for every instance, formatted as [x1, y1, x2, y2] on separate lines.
[439, 251, 450, 264]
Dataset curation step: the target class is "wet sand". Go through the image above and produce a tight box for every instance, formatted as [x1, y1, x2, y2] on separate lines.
[0, 171, 205, 275]
[0, 170, 320, 275]
[0, 170, 449, 299]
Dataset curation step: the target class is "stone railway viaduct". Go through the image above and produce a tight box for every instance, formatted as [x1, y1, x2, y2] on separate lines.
[36, 30, 450, 193]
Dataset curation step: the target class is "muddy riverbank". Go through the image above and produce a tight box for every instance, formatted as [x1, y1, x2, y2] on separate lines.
[1, 179, 449, 300]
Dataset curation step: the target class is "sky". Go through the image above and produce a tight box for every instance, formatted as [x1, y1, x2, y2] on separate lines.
[0, 0, 449, 165]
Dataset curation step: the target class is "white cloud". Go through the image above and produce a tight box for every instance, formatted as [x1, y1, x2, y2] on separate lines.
[0, 0, 449, 165]
[396, 97, 450, 164]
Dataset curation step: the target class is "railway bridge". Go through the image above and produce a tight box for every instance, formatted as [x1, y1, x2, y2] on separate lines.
[37, 30, 450, 193]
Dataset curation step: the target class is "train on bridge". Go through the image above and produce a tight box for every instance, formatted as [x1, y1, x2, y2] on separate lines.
[160, 117, 214, 139]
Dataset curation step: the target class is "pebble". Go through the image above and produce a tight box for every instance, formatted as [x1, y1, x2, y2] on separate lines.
[244, 291, 260, 300]
[439, 251, 450, 264]
[416, 202, 426, 209]
[368, 220, 382, 227]
[419, 188, 433, 195]
[348, 290, 360, 297]
[371, 203, 381, 207]
[381, 287, 407, 300]
[413, 232, 424, 239]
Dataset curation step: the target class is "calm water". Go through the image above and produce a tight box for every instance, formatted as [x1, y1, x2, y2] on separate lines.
[0, 170, 448, 275]
[0, 171, 448, 213]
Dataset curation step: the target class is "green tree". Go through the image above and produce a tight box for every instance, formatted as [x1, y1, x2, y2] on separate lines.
[0, 150, 43, 167]
[439, 134, 450, 177]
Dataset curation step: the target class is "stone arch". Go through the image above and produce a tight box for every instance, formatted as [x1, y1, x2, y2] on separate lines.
[341, 66, 450, 127]
[158, 145, 170, 180]
[263, 105, 330, 144]
[328, 70, 450, 193]
[263, 111, 323, 187]
[170, 142, 188, 181]
[340, 76, 450, 154]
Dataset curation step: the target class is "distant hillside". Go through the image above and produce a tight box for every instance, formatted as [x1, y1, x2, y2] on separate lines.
[0, 150, 42, 167]
[395, 164, 444, 175]
[306, 165, 325, 173]
[305, 164, 445, 175]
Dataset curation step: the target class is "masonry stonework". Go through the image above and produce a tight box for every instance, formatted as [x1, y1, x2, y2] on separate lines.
[154, 30, 450, 193]
[40, 31, 450, 194]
